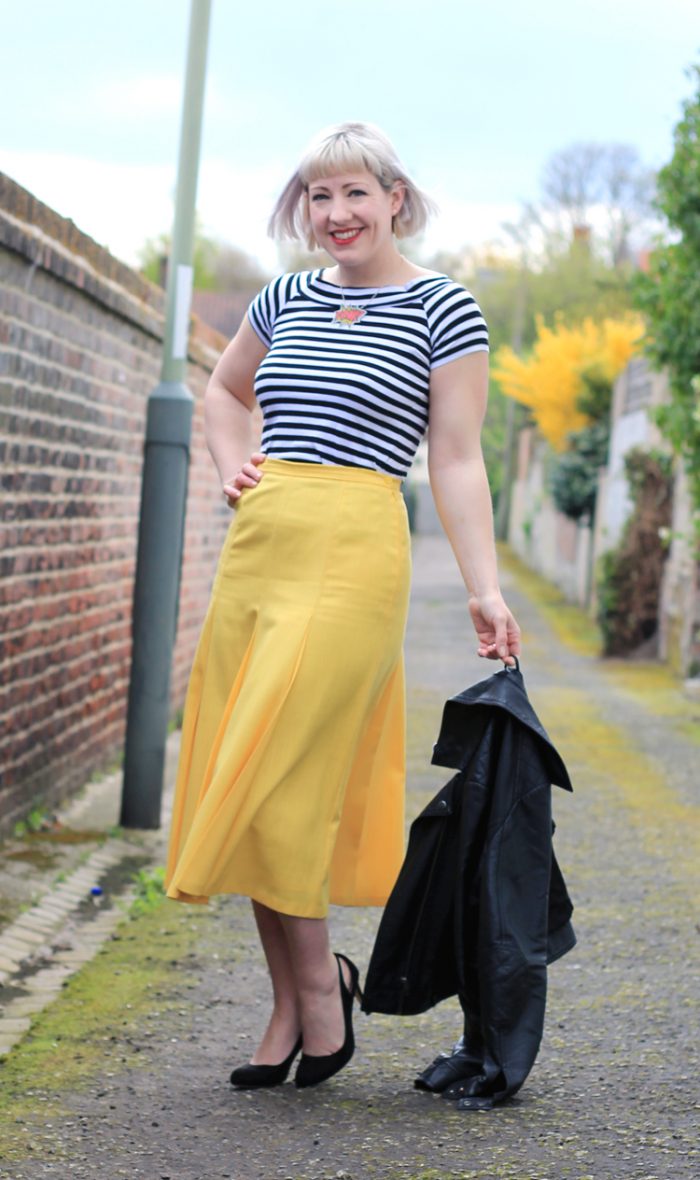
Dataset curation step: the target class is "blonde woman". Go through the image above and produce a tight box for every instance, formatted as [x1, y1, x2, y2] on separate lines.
[165, 122, 520, 1091]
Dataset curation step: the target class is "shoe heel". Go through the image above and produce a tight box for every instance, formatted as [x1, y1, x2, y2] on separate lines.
[294, 952, 361, 1090]
[336, 951, 363, 1002]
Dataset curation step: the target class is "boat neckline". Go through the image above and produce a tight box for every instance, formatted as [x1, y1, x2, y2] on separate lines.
[314, 267, 448, 292]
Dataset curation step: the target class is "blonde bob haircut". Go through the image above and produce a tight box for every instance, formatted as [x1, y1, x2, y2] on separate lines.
[268, 121, 437, 249]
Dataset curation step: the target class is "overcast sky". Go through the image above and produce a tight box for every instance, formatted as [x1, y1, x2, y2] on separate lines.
[1, 0, 698, 273]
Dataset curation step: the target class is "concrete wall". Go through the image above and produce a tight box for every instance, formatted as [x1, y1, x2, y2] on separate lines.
[508, 428, 594, 606]
[508, 361, 665, 610]
[658, 465, 700, 676]
[594, 359, 666, 555]
[0, 173, 232, 830]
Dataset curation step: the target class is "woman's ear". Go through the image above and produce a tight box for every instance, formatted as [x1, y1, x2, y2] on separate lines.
[390, 181, 406, 217]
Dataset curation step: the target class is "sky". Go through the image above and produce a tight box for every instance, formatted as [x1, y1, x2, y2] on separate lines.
[1, 0, 699, 274]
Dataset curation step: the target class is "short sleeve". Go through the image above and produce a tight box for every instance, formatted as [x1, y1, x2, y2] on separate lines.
[426, 282, 489, 370]
[247, 273, 296, 348]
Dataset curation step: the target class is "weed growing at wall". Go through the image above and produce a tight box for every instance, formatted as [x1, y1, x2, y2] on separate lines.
[130, 865, 166, 916]
[597, 449, 673, 655]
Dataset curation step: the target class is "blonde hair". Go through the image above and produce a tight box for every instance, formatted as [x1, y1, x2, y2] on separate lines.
[268, 121, 437, 248]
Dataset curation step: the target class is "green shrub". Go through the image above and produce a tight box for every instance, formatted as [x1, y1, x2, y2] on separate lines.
[549, 421, 610, 521]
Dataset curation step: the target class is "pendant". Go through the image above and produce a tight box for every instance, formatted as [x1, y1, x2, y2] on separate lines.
[333, 305, 367, 328]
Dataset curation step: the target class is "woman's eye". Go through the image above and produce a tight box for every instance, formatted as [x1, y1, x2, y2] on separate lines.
[311, 193, 328, 202]
[350, 189, 367, 197]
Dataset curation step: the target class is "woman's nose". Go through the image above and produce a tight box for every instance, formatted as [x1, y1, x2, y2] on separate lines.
[328, 198, 352, 224]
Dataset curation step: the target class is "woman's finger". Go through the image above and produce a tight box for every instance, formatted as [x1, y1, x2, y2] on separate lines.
[494, 620, 509, 661]
[222, 452, 268, 507]
[240, 463, 264, 482]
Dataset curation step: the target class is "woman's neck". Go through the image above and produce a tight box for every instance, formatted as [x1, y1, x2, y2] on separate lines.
[324, 251, 429, 290]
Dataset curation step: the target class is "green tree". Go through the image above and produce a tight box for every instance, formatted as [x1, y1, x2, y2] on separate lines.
[139, 221, 269, 292]
[440, 245, 636, 506]
[634, 63, 700, 538]
[462, 245, 635, 358]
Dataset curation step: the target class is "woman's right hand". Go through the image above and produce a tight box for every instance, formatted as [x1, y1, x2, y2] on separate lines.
[468, 591, 521, 667]
[222, 452, 266, 508]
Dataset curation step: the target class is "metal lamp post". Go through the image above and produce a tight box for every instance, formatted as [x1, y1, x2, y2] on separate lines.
[120, 0, 213, 828]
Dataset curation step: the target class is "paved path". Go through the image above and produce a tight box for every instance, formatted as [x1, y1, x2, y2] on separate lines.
[0, 534, 698, 1180]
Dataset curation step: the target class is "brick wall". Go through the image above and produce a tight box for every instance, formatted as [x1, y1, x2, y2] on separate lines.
[0, 172, 234, 831]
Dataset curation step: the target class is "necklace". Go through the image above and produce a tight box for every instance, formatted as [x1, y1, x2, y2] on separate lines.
[332, 285, 380, 329]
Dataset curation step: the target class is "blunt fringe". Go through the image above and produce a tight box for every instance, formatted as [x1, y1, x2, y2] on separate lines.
[268, 122, 437, 248]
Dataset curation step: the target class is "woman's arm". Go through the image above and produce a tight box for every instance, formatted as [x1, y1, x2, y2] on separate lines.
[427, 351, 521, 664]
[204, 317, 270, 505]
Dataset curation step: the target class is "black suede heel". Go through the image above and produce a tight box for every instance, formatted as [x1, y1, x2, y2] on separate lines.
[230, 1035, 302, 1089]
[294, 953, 361, 1089]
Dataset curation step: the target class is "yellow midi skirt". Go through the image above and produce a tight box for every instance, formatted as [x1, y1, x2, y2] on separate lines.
[165, 458, 411, 918]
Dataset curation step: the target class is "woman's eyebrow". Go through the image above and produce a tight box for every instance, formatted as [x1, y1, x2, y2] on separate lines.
[308, 179, 368, 191]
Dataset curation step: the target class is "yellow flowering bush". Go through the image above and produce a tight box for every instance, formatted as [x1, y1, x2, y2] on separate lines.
[492, 315, 645, 450]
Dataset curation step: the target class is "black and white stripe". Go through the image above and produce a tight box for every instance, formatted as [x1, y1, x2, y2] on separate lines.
[247, 269, 488, 478]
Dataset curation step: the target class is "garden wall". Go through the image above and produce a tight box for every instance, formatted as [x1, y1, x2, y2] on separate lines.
[0, 173, 232, 830]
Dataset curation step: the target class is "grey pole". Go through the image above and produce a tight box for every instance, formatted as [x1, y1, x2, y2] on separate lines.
[121, 0, 213, 828]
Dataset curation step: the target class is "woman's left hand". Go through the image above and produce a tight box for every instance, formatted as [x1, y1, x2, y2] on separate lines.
[468, 593, 521, 666]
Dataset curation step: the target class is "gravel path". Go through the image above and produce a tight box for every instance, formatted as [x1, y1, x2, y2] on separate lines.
[0, 534, 698, 1180]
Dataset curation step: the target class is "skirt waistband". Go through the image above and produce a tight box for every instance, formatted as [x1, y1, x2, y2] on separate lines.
[261, 458, 402, 490]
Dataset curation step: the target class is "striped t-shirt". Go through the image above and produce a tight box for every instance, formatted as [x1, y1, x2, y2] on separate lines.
[247, 268, 488, 478]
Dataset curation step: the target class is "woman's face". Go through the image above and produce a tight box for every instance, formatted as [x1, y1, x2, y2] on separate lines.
[306, 169, 404, 269]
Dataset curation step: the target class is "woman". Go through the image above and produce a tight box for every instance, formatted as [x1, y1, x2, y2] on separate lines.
[165, 122, 520, 1091]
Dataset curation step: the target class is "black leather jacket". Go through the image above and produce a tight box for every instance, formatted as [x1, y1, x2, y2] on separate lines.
[362, 661, 576, 1109]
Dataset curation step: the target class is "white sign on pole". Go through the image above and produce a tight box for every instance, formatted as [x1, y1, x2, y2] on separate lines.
[172, 264, 194, 360]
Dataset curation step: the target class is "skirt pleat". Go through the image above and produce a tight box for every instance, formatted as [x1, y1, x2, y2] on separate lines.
[165, 459, 411, 918]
